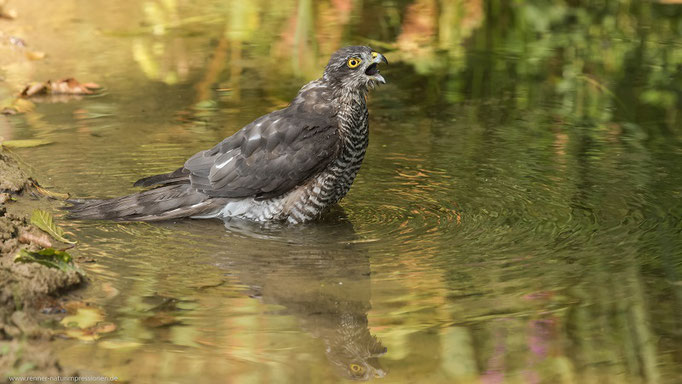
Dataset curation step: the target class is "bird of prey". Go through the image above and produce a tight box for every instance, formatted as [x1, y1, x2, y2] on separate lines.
[67, 46, 387, 224]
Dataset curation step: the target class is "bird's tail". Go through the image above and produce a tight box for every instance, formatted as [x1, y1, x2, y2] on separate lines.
[65, 184, 220, 222]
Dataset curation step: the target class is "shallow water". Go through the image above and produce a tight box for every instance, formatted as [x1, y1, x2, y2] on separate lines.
[2, 0, 682, 383]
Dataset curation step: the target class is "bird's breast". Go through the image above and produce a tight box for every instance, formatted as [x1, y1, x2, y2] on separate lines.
[211, 98, 370, 224]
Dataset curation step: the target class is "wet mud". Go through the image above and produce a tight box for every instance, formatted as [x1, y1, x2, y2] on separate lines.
[0, 146, 85, 380]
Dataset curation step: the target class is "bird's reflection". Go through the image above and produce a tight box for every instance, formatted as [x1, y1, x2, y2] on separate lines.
[211, 213, 387, 380]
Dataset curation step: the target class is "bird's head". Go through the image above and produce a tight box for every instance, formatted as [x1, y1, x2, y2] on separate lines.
[323, 46, 388, 92]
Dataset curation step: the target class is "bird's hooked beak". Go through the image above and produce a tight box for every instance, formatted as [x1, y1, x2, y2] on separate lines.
[366, 51, 388, 84]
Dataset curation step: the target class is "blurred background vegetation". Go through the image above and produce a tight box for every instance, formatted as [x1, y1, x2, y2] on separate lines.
[127, 0, 682, 129]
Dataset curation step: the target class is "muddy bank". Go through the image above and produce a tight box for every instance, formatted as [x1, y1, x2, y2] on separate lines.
[0, 146, 84, 380]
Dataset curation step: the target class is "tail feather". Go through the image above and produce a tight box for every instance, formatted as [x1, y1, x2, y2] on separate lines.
[133, 167, 189, 188]
[65, 184, 222, 221]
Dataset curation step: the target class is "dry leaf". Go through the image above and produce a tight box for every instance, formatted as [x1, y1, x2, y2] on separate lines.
[33, 183, 70, 200]
[20, 78, 101, 98]
[18, 229, 54, 248]
[49, 78, 101, 95]
[20, 83, 47, 97]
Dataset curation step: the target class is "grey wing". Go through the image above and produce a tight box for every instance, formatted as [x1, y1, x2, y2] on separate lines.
[184, 109, 340, 199]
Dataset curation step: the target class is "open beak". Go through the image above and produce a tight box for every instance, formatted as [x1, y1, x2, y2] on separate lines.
[366, 52, 388, 84]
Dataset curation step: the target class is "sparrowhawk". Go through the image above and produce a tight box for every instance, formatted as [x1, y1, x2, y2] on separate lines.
[67, 46, 387, 224]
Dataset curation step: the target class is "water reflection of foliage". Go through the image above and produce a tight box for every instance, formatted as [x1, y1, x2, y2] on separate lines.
[122, 1, 682, 382]
[131, 0, 680, 130]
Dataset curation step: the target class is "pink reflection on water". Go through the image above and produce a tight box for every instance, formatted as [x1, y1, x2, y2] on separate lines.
[481, 322, 508, 384]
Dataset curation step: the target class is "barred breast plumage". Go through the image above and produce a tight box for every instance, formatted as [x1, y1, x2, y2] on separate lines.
[66, 46, 387, 224]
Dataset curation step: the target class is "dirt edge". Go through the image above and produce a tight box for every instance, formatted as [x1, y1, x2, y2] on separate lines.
[0, 146, 86, 380]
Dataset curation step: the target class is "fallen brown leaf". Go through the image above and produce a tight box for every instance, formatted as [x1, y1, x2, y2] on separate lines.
[33, 183, 70, 200]
[21, 78, 101, 98]
[49, 78, 101, 95]
[19, 83, 47, 98]
[18, 229, 54, 249]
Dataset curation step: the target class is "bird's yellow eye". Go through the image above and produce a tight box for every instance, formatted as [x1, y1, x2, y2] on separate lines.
[347, 57, 361, 68]
[349, 364, 364, 374]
